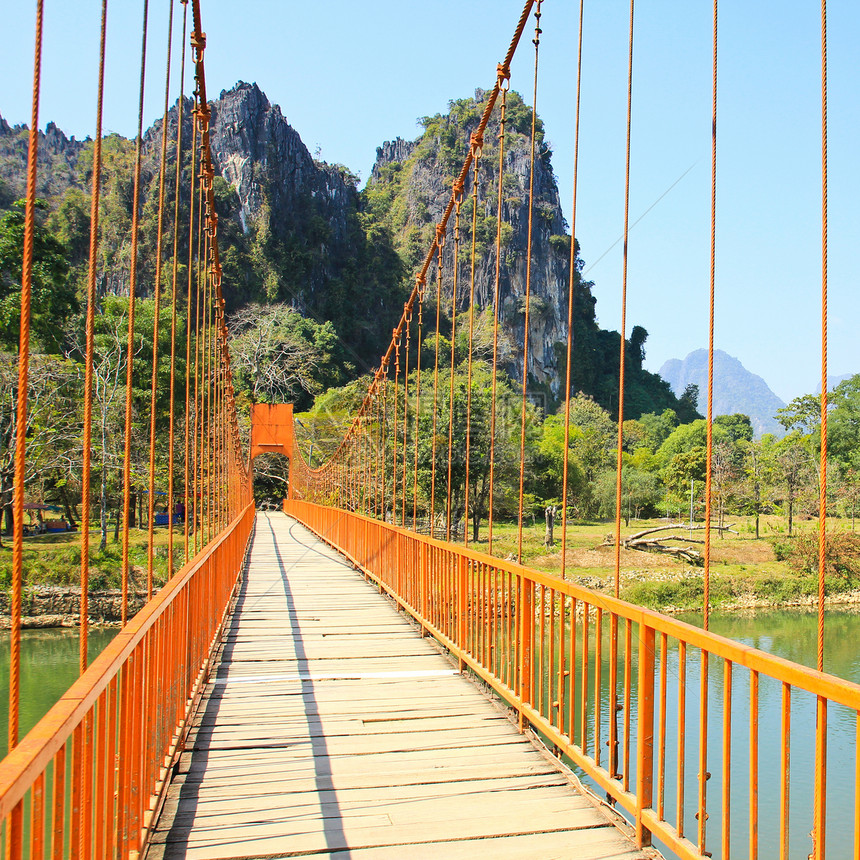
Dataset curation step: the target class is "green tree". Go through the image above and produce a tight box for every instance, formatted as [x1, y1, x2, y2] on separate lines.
[0, 200, 77, 352]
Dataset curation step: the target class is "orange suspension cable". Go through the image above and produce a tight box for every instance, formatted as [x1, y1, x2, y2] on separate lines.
[79, 0, 109, 674]
[167, 0, 188, 576]
[392, 333, 400, 522]
[488, 70, 509, 555]
[121, 0, 150, 626]
[401, 307, 411, 526]
[812, 4, 829, 854]
[184, 97, 199, 563]
[613, 0, 634, 601]
[147, 0, 175, 599]
[446, 195, 463, 541]
[430, 235, 444, 532]
[704, 0, 718, 633]
[700, 2, 717, 854]
[412, 279, 424, 529]
[561, 0, 585, 580]
[9, 0, 44, 755]
[817, 0, 829, 676]
[464, 136, 482, 546]
[517, 0, 542, 563]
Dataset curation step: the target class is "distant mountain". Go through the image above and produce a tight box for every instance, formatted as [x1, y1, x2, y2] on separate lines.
[659, 350, 785, 438]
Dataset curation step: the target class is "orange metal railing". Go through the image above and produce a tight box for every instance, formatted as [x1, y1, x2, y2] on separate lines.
[285, 500, 860, 860]
[0, 502, 253, 858]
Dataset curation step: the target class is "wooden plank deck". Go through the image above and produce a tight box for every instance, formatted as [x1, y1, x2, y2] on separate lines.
[148, 512, 652, 860]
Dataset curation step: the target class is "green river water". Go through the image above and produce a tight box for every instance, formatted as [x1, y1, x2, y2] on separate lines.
[0, 609, 858, 859]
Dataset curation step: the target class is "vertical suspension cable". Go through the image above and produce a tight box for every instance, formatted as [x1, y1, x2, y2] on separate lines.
[401, 308, 411, 526]
[488, 71, 509, 555]
[183, 96, 198, 563]
[704, 0, 718, 632]
[446, 194, 463, 541]
[392, 333, 400, 522]
[430, 236, 444, 534]
[813, 2, 829, 856]
[192, 164, 205, 552]
[79, 0, 109, 674]
[561, 0, 585, 580]
[817, 0, 829, 677]
[121, 0, 149, 626]
[167, 0, 188, 576]
[517, 0, 542, 563]
[464, 137, 482, 546]
[146, 0, 175, 598]
[699, 2, 718, 854]
[9, 0, 44, 753]
[413, 279, 424, 529]
[613, 0, 635, 600]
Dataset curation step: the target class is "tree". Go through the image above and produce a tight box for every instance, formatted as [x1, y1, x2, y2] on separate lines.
[415, 363, 534, 541]
[0, 200, 78, 353]
[773, 432, 816, 536]
[228, 303, 347, 411]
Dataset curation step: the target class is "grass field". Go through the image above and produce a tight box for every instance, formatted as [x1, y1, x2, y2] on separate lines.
[461, 515, 859, 612]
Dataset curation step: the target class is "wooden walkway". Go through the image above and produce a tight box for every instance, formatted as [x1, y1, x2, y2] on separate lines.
[148, 512, 651, 859]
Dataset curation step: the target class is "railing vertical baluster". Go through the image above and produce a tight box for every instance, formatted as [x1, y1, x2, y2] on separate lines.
[635, 622, 655, 847]
[677, 640, 687, 839]
[594, 608, 602, 767]
[855, 711, 860, 860]
[105, 676, 118, 860]
[623, 617, 632, 790]
[813, 694, 826, 860]
[750, 669, 759, 860]
[94, 690, 107, 859]
[557, 591, 565, 735]
[722, 660, 732, 860]
[580, 602, 589, 754]
[51, 745, 65, 860]
[609, 613, 618, 778]
[70, 723, 82, 856]
[538, 585, 546, 716]
[781, 682, 791, 860]
[29, 772, 44, 859]
[657, 632, 667, 822]
[519, 575, 533, 730]
[698, 650, 709, 856]
[568, 596, 577, 744]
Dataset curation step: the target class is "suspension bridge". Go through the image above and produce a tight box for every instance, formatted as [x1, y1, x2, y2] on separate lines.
[0, 0, 855, 858]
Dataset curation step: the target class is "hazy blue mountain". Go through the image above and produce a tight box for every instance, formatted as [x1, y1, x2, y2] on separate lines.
[659, 349, 786, 438]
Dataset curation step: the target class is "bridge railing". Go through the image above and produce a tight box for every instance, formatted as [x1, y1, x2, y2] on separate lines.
[0, 502, 254, 858]
[286, 500, 860, 860]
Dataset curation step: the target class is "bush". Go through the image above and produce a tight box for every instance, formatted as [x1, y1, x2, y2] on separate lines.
[782, 532, 860, 587]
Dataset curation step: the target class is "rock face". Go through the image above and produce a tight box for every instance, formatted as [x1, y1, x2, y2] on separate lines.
[659, 349, 786, 437]
[207, 82, 355, 244]
[0, 114, 86, 204]
[367, 91, 573, 400]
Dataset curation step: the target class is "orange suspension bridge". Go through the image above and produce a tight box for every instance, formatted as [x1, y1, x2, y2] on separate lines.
[0, 1, 851, 858]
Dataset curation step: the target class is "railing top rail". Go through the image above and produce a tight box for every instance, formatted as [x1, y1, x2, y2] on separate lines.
[296, 502, 860, 712]
[0, 502, 254, 820]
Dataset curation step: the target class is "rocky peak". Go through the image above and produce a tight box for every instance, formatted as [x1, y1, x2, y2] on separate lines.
[372, 137, 417, 181]
[367, 90, 573, 400]
[0, 113, 85, 203]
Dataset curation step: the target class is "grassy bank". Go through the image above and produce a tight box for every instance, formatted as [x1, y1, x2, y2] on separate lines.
[0, 527, 176, 592]
[462, 515, 859, 613]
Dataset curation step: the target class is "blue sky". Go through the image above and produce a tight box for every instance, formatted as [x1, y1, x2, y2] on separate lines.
[3, 0, 857, 403]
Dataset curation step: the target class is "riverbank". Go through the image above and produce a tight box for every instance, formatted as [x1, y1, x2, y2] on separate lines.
[0, 587, 149, 628]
